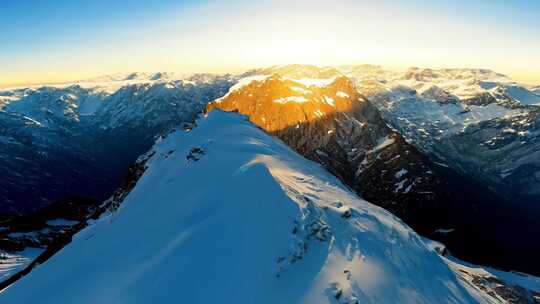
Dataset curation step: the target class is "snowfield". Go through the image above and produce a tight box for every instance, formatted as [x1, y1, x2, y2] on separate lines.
[1, 110, 522, 303]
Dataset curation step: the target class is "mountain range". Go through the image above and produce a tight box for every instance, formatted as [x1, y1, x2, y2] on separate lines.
[208, 65, 540, 275]
[1, 65, 539, 303]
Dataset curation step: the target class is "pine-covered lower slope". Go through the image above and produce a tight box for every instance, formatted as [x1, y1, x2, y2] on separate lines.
[0, 111, 536, 303]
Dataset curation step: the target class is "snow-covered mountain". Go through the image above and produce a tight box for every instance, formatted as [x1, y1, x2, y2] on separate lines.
[3, 66, 534, 218]
[207, 70, 499, 208]
[395, 67, 540, 106]
[0, 74, 236, 284]
[1, 65, 540, 300]
[347, 67, 540, 202]
[340, 66, 540, 105]
[340, 66, 540, 276]
[0, 73, 235, 215]
[2, 110, 538, 303]
[206, 67, 540, 276]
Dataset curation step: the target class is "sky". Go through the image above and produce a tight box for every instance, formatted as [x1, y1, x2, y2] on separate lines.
[1, 0, 539, 86]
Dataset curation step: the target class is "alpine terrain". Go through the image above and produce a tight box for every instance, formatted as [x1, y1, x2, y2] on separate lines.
[1, 66, 539, 303]
[1, 111, 538, 303]
[207, 65, 540, 275]
[3, 0, 539, 301]
[0, 73, 236, 283]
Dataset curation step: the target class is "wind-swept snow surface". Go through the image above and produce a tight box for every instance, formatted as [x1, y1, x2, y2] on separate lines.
[0, 249, 42, 283]
[0, 111, 499, 303]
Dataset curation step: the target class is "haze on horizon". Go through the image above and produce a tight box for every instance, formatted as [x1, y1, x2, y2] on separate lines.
[1, 0, 539, 87]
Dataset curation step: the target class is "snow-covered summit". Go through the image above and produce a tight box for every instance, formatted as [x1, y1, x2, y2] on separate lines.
[1, 110, 526, 303]
[80, 72, 173, 83]
[208, 73, 360, 132]
[244, 64, 343, 80]
[402, 67, 510, 82]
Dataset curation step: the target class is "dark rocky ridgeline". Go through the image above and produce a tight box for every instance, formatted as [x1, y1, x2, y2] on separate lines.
[207, 71, 537, 275]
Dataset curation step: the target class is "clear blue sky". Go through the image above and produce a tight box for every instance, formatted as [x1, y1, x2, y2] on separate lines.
[1, 0, 539, 86]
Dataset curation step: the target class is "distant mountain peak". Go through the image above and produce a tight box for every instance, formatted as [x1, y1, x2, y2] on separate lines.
[123, 72, 148, 80]
[244, 64, 343, 80]
[208, 73, 360, 132]
[149, 72, 173, 80]
[403, 67, 510, 82]
[78, 72, 175, 83]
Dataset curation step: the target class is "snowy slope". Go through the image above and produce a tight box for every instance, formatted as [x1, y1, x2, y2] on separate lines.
[0, 73, 237, 286]
[0, 110, 500, 304]
[0, 74, 235, 215]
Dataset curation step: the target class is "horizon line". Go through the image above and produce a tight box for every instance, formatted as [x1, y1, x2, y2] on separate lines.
[1, 63, 538, 89]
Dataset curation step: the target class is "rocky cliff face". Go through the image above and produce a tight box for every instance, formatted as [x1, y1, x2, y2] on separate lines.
[206, 72, 531, 274]
[207, 74, 397, 184]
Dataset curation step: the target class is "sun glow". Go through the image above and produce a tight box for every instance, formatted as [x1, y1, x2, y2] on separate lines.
[1, 0, 539, 87]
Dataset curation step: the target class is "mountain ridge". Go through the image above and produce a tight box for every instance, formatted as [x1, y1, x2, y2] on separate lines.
[207, 67, 540, 275]
[1, 65, 540, 298]
[3, 110, 538, 303]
